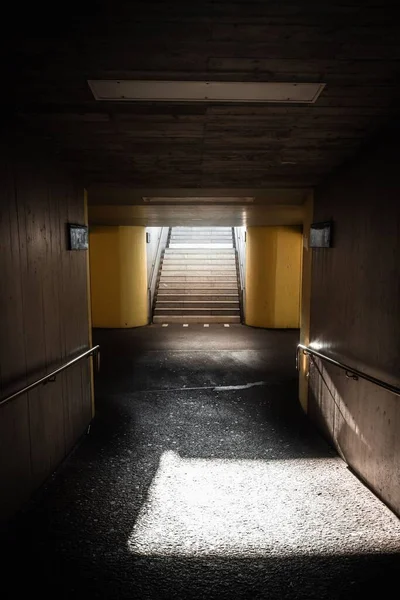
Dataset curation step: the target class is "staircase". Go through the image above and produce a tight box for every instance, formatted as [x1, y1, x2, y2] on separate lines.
[153, 227, 241, 324]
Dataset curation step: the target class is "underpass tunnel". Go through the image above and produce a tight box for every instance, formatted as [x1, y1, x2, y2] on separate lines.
[1, 2, 400, 598]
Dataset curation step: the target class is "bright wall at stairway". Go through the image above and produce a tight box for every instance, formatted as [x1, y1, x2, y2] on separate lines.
[245, 226, 302, 328]
[309, 135, 400, 517]
[89, 226, 148, 328]
[0, 138, 92, 523]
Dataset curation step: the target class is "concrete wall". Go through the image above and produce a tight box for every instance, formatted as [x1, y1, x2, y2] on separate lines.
[308, 137, 400, 516]
[299, 195, 314, 412]
[89, 226, 147, 328]
[0, 139, 92, 523]
[245, 226, 302, 328]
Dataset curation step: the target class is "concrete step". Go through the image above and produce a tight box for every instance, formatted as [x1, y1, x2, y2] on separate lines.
[170, 233, 232, 238]
[157, 293, 239, 301]
[160, 271, 237, 284]
[163, 256, 236, 262]
[154, 307, 240, 315]
[162, 268, 237, 274]
[169, 243, 233, 248]
[170, 237, 232, 240]
[169, 245, 234, 249]
[170, 232, 233, 237]
[170, 229, 232, 234]
[161, 265, 236, 272]
[170, 231, 233, 240]
[158, 284, 238, 292]
[155, 300, 240, 309]
[169, 246, 234, 249]
[160, 278, 237, 284]
[165, 248, 235, 254]
[162, 262, 236, 268]
[170, 236, 233, 241]
[162, 257, 236, 263]
[164, 256, 235, 261]
[153, 315, 241, 324]
[163, 255, 236, 261]
[163, 255, 236, 260]
[161, 263, 236, 275]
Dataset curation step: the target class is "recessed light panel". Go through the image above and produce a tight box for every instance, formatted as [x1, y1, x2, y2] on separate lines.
[88, 80, 325, 104]
[142, 197, 254, 204]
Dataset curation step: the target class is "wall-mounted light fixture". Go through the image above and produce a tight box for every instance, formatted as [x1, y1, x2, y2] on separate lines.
[310, 221, 333, 248]
[67, 224, 88, 250]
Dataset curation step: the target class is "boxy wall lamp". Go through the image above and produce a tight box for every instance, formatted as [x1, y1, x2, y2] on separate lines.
[88, 80, 326, 104]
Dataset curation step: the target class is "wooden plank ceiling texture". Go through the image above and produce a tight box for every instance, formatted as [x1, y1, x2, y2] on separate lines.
[8, 1, 400, 191]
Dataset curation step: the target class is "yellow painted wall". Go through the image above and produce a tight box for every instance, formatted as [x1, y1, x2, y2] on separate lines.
[245, 226, 302, 328]
[299, 194, 314, 413]
[89, 226, 147, 328]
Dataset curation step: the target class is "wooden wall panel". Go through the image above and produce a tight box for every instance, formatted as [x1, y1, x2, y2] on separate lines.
[0, 140, 92, 523]
[309, 136, 400, 516]
[0, 156, 32, 518]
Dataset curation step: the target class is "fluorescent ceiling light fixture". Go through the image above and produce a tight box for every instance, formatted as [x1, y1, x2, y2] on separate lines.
[88, 80, 326, 103]
[142, 197, 254, 204]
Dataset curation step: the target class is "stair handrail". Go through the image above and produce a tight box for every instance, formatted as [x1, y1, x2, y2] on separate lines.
[148, 227, 170, 322]
[233, 227, 246, 321]
[0, 346, 100, 408]
[233, 228, 246, 291]
[296, 343, 400, 397]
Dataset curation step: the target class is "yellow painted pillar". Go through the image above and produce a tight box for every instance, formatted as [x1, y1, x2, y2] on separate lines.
[89, 226, 148, 328]
[299, 194, 314, 412]
[245, 226, 302, 329]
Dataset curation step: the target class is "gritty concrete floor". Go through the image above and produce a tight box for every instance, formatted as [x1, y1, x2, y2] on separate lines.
[2, 325, 400, 599]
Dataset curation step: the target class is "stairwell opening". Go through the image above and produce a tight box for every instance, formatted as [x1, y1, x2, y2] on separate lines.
[153, 227, 242, 324]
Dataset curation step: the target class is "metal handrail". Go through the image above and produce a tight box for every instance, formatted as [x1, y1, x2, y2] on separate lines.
[148, 227, 167, 292]
[233, 227, 246, 293]
[147, 227, 170, 322]
[0, 345, 100, 408]
[233, 227, 246, 323]
[296, 343, 400, 397]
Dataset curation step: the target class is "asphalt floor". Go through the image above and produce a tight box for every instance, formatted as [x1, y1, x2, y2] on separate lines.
[2, 325, 400, 599]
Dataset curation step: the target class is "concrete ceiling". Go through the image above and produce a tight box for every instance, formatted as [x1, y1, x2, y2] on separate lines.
[87, 186, 309, 226]
[88, 201, 307, 227]
[7, 1, 400, 196]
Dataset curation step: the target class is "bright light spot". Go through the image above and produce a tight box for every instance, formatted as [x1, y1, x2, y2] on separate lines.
[309, 340, 324, 351]
[127, 452, 400, 557]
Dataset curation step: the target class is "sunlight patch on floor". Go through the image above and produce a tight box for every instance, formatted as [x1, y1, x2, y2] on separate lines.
[127, 451, 400, 558]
